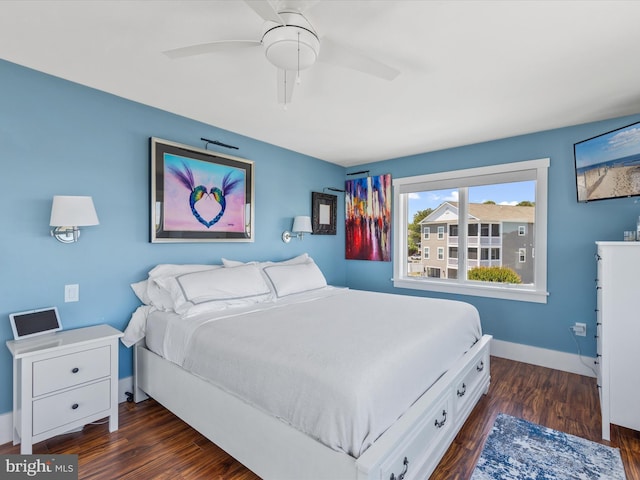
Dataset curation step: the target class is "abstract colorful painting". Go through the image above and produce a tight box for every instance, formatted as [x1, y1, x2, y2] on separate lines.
[150, 138, 254, 243]
[345, 174, 391, 261]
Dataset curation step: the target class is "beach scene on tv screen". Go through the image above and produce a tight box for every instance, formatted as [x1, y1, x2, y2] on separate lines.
[575, 122, 640, 202]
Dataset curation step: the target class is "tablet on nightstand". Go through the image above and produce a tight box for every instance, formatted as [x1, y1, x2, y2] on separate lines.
[9, 307, 63, 341]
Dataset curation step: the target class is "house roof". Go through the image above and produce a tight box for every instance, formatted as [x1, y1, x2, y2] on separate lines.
[421, 202, 535, 224]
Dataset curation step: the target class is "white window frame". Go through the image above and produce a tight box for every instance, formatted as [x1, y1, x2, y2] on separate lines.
[437, 226, 445, 239]
[437, 247, 444, 260]
[423, 226, 430, 240]
[518, 225, 526, 236]
[393, 158, 549, 303]
[424, 247, 430, 259]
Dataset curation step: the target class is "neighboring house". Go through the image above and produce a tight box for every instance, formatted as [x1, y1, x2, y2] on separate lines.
[418, 202, 535, 284]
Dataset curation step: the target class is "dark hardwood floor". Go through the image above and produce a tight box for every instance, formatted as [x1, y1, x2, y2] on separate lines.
[1, 356, 638, 479]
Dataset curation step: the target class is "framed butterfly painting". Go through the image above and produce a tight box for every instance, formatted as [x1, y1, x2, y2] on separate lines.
[150, 137, 254, 243]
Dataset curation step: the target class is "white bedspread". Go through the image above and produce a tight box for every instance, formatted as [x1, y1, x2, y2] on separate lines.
[147, 287, 481, 458]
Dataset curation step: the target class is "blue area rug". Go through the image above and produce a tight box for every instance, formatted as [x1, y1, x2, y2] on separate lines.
[471, 413, 626, 480]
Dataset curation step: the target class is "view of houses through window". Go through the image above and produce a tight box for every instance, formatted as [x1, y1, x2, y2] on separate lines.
[407, 181, 535, 286]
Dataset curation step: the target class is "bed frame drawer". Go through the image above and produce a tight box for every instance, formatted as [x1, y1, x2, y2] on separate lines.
[380, 396, 451, 480]
[454, 347, 490, 415]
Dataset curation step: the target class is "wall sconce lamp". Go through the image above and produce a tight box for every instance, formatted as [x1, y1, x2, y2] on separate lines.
[49, 195, 100, 243]
[282, 216, 312, 243]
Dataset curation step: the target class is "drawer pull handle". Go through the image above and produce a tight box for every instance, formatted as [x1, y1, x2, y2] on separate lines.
[457, 383, 467, 397]
[477, 361, 484, 372]
[390, 456, 409, 480]
[71, 367, 80, 374]
[434, 409, 447, 428]
[71, 403, 79, 410]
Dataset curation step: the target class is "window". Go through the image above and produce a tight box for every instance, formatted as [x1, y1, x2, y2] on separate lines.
[423, 226, 430, 240]
[519, 248, 526, 263]
[426, 267, 441, 278]
[424, 247, 430, 259]
[393, 158, 549, 303]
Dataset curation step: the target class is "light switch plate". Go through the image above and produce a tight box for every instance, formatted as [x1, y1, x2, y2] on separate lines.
[65, 284, 79, 302]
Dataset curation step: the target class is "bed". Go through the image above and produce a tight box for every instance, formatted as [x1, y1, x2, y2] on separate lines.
[124, 254, 492, 480]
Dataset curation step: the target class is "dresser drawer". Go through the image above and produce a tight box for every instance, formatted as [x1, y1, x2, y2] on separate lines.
[32, 379, 111, 436]
[33, 346, 111, 396]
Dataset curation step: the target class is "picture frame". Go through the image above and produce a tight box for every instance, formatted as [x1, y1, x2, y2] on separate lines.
[311, 192, 337, 235]
[574, 120, 640, 202]
[150, 137, 254, 243]
[345, 174, 392, 261]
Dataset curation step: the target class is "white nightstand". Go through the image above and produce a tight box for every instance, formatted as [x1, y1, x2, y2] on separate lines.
[6, 324, 123, 454]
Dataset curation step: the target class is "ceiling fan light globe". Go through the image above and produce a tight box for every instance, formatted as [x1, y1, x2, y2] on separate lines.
[263, 26, 319, 70]
[261, 12, 319, 71]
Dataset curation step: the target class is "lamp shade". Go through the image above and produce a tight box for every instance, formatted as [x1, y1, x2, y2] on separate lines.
[50, 196, 99, 227]
[292, 215, 312, 233]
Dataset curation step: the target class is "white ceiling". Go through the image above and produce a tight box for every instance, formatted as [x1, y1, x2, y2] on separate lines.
[1, 0, 640, 167]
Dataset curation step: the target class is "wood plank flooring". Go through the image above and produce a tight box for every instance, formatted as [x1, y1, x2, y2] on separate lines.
[1, 356, 638, 479]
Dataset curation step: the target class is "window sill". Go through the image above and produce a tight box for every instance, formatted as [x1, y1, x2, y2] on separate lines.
[392, 277, 549, 303]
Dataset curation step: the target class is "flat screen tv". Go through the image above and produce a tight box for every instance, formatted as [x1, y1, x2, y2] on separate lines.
[574, 121, 640, 202]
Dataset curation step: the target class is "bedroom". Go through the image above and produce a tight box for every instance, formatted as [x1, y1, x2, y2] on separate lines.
[1, 1, 640, 478]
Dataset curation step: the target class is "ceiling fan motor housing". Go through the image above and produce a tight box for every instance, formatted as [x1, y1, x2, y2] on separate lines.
[262, 12, 320, 71]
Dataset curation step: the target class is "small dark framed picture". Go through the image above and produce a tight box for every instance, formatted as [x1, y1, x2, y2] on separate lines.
[311, 192, 337, 235]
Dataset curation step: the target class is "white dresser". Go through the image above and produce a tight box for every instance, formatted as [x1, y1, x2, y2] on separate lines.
[6, 324, 123, 454]
[595, 241, 640, 440]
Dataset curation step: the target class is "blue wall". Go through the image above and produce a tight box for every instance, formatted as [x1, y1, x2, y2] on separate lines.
[2, 56, 639, 418]
[346, 113, 640, 361]
[0, 60, 346, 415]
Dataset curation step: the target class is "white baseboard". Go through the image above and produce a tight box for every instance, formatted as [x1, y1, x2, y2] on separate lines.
[1, 344, 596, 448]
[0, 411, 11, 447]
[491, 339, 597, 378]
[0, 376, 135, 448]
[118, 375, 134, 404]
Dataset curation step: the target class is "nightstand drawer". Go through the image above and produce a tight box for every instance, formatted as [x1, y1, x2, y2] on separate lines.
[32, 379, 111, 436]
[33, 346, 111, 396]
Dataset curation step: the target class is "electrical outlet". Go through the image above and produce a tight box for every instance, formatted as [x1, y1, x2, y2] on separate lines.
[572, 322, 586, 336]
[65, 284, 79, 302]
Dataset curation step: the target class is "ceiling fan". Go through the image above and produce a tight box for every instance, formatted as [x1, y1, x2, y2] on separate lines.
[163, 0, 400, 105]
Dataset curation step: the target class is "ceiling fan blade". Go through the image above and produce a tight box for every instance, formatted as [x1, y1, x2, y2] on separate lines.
[164, 40, 261, 59]
[277, 69, 296, 105]
[244, 0, 284, 24]
[317, 37, 400, 81]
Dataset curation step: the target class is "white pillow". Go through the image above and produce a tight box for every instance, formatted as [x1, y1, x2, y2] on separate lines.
[142, 264, 221, 311]
[130, 280, 151, 305]
[221, 253, 309, 269]
[148, 263, 216, 278]
[263, 261, 327, 297]
[157, 263, 272, 314]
